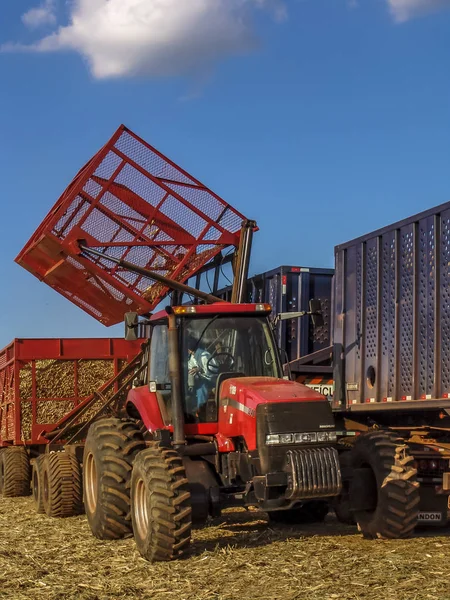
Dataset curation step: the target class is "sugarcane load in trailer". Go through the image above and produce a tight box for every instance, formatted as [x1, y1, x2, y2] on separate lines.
[0, 338, 141, 504]
[14, 125, 343, 562]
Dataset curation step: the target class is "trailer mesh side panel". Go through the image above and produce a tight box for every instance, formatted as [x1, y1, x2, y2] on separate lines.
[334, 201, 450, 408]
[418, 217, 435, 398]
[355, 245, 362, 363]
[399, 225, 414, 400]
[441, 210, 450, 392]
[15, 125, 250, 326]
[365, 240, 378, 363]
[381, 232, 396, 398]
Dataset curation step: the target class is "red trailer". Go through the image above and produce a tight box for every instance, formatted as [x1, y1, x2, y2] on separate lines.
[0, 338, 141, 447]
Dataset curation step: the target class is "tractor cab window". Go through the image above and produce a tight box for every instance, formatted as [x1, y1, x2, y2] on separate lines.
[181, 315, 281, 423]
[149, 324, 172, 422]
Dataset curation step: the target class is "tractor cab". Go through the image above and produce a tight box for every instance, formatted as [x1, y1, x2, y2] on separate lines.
[133, 302, 282, 428]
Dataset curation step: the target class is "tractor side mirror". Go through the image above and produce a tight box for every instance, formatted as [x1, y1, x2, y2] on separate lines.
[124, 312, 139, 341]
[309, 299, 324, 328]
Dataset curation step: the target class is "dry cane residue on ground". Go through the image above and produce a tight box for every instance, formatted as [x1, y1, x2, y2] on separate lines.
[0, 498, 449, 600]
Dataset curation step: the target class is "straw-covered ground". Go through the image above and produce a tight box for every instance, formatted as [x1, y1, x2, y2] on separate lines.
[0, 498, 449, 600]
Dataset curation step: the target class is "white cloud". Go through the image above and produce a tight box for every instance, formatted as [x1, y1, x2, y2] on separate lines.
[387, 0, 450, 21]
[21, 0, 56, 29]
[4, 0, 286, 79]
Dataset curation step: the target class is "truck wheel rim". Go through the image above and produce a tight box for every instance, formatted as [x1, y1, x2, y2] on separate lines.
[134, 477, 149, 539]
[85, 452, 98, 514]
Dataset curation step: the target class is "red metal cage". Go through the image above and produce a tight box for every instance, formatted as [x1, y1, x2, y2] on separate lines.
[16, 125, 250, 326]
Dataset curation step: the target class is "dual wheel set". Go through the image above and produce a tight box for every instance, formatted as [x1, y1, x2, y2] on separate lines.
[0, 417, 193, 562]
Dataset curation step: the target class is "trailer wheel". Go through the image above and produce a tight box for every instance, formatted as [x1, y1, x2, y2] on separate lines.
[268, 501, 329, 525]
[350, 431, 419, 539]
[131, 443, 192, 562]
[42, 451, 83, 518]
[32, 455, 46, 513]
[83, 418, 146, 540]
[1, 447, 31, 497]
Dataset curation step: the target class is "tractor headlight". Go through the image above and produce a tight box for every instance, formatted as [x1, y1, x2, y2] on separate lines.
[266, 434, 281, 445]
[295, 432, 317, 443]
[265, 431, 337, 445]
[317, 431, 337, 442]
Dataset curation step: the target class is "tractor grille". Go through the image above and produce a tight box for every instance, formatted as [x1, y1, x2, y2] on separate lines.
[256, 401, 336, 473]
[286, 447, 341, 500]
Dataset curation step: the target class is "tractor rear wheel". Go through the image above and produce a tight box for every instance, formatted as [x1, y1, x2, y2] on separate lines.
[131, 443, 192, 562]
[42, 452, 83, 517]
[32, 455, 46, 513]
[1, 447, 31, 497]
[83, 418, 146, 540]
[268, 501, 329, 525]
[349, 431, 419, 539]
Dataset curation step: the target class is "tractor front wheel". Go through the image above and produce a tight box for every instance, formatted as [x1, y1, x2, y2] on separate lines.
[131, 443, 192, 562]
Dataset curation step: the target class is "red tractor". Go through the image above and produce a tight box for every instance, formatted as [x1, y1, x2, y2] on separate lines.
[80, 296, 341, 561]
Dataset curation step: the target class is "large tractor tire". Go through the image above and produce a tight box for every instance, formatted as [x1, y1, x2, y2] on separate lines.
[32, 455, 46, 513]
[83, 417, 146, 540]
[131, 443, 192, 562]
[268, 501, 329, 525]
[42, 452, 83, 518]
[1, 447, 31, 497]
[349, 431, 419, 539]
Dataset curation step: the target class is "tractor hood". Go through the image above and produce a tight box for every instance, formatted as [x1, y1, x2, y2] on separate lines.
[225, 377, 326, 404]
[218, 376, 334, 451]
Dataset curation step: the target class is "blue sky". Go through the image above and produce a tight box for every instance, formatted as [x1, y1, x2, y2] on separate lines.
[1, 0, 450, 347]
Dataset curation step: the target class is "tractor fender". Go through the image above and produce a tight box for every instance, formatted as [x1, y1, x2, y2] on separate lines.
[125, 386, 166, 433]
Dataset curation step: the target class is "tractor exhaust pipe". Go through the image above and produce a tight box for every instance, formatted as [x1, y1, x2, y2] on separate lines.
[231, 220, 256, 304]
[167, 311, 186, 449]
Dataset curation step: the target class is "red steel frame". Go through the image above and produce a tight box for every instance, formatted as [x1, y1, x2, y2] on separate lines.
[16, 125, 251, 326]
[0, 338, 141, 446]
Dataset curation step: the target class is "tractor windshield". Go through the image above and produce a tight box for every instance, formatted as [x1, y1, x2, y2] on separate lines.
[181, 315, 281, 423]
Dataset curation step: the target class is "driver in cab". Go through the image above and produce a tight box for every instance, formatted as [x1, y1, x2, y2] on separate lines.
[186, 336, 217, 417]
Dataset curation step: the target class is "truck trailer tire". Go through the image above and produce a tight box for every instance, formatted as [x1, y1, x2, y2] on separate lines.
[131, 443, 192, 562]
[83, 417, 146, 540]
[42, 452, 83, 518]
[350, 431, 419, 539]
[32, 455, 46, 513]
[268, 501, 329, 525]
[1, 447, 31, 497]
